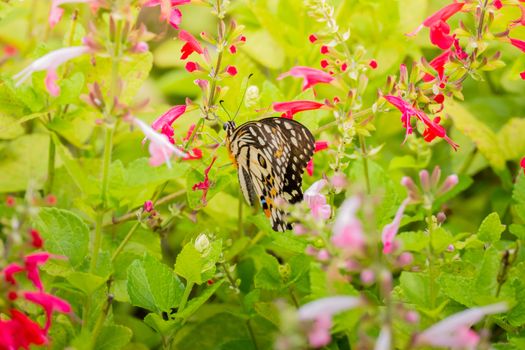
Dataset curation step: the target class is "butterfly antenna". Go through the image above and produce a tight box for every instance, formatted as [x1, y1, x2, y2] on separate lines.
[233, 73, 253, 121]
[219, 100, 232, 122]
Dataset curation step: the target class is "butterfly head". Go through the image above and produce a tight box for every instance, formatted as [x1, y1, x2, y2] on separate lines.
[223, 121, 237, 137]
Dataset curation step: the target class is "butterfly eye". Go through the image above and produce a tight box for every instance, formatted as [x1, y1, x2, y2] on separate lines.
[223, 122, 228, 131]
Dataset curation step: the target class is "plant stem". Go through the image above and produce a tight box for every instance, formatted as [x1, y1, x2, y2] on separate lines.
[100, 125, 114, 206]
[359, 134, 371, 194]
[426, 211, 437, 311]
[90, 293, 114, 349]
[178, 282, 194, 313]
[90, 213, 104, 273]
[45, 134, 56, 195]
[111, 221, 140, 262]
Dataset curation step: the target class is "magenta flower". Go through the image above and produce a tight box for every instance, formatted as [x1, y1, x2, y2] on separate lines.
[179, 30, 204, 60]
[304, 179, 331, 220]
[1, 309, 48, 349]
[273, 100, 327, 119]
[2, 263, 24, 285]
[134, 117, 186, 168]
[13, 46, 90, 96]
[381, 198, 410, 254]
[306, 141, 329, 176]
[298, 296, 363, 348]
[521, 157, 525, 175]
[151, 105, 187, 143]
[24, 253, 65, 291]
[415, 303, 507, 349]
[143, 0, 190, 29]
[331, 197, 365, 252]
[278, 66, 334, 91]
[143, 200, 154, 212]
[384, 95, 458, 150]
[408, 2, 465, 49]
[23, 292, 72, 331]
[225, 65, 238, 76]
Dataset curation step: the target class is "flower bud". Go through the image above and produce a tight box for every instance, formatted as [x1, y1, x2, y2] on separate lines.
[419, 170, 431, 192]
[439, 174, 459, 194]
[360, 269, 375, 285]
[244, 85, 259, 108]
[194, 233, 210, 253]
[143, 200, 154, 213]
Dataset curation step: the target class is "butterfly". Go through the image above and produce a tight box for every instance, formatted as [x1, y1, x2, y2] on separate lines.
[224, 117, 315, 231]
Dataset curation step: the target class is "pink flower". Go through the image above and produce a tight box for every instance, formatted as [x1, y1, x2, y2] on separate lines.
[150, 105, 187, 143]
[143, 200, 154, 212]
[13, 46, 90, 96]
[510, 37, 525, 53]
[24, 252, 63, 291]
[298, 296, 362, 348]
[273, 100, 326, 119]
[179, 30, 204, 60]
[278, 66, 334, 91]
[2, 263, 24, 285]
[192, 157, 217, 204]
[331, 197, 365, 252]
[494, 0, 503, 9]
[23, 292, 72, 331]
[49, 0, 91, 28]
[226, 65, 238, 76]
[521, 157, 525, 175]
[382, 198, 410, 254]
[415, 303, 507, 349]
[134, 118, 186, 168]
[132, 41, 149, 53]
[143, 0, 190, 29]
[384, 95, 458, 150]
[304, 179, 331, 220]
[408, 3, 465, 50]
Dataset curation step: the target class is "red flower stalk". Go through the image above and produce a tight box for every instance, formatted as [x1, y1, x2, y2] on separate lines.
[192, 157, 217, 204]
[278, 66, 334, 91]
[384, 95, 458, 150]
[179, 30, 204, 60]
[273, 100, 327, 119]
[408, 2, 465, 49]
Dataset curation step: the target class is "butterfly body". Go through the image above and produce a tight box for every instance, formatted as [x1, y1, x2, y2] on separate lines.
[224, 117, 315, 231]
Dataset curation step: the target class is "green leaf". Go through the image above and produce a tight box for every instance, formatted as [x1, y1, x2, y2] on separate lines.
[507, 279, 525, 327]
[498, 118, 525, 161]
[52, 72, 85, 106]
[0, 134, 50, 192]
[477, 212, 506, 243]
[66, 272, 106, 295]
[34, 208, 90, 268]
[445, 100, 506, 170]
[474, 247, 500, 298]
[94, 325, 132, 350]
[399, 272, 431, 307]
[175, 279, 226, 320]
[510, 224, 525, 240]
[254, 302, 280, 327]
[397, 231, 429, 252]
[431, 227, 454, 253]
[437, 261, 476, 307]
[174, 243, 203, 284]
[143, 313, 178, 335]
[127, 254, 185, 313]
[254, 253, 282, 290]
[513, 174, 525, 205]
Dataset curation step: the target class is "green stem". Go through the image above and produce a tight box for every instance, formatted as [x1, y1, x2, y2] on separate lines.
[426, 211, 437, 311]
[359, 135, 371, 194]
[90, 213, 104, 273]
[90, 294, 113, 349]
[45, 134, 56, 195]
[100, 125, 114, 206]
[111, 221, 140, 262]
[178, 282, 194, 313]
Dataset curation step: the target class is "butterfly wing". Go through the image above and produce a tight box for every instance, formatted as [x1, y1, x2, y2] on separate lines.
[227, 117, 315, 231]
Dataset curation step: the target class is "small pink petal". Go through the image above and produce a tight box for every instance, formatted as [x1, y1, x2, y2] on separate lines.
[45, 70, 60, 96]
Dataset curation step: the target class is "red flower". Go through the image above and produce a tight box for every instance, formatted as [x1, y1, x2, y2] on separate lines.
[226, 65, 238, 76]
[229, 45, 237, 54]
[510, 38, 525, 53]
[520, 157, 525, 175]
[192, 157, 217, 204]
[309, 34, 318, 43]
[408, 2, 465, 49]
[307, 141, 329, 176]
[24, 252, 62, 291]
[494, 0, 502, 9]
[2, 263, 24, 285]
[384, 95, 458, 150]
[320, 59, 329, 68]
[273, 100, 327, 119]
[143, 200, 154, 212]
[239, 35, 247, 42]
[369, 59, 378, 69]
[30, 229, 43, 248]
[5, 195, 15, 207]
[23, 291, 71, 331]
[183, 124, 196, 142]
[320, 45, 329, 54]
[278, 66, 334, 91]
[185, 61, 199, 72]
[423, 50, 452, 82]
[341, 62, 348, 71]
[179, 30, 204, 60]
[45, 194, 57, 205]
[143, 0, 190, 29]
[0, 309, 47, 349]
[151, 105, 187, 141]
[520, 71, 525, 80]
[434, 94, 445, 104]
[183, 148, 203, 160]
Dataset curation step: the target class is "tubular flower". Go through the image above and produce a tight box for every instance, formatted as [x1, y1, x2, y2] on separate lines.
[423, 50, 452, 82]
[273, 100, 327, 119]
[381, 198, 410, 254]
[306, 141, 329, 176]
[150, 105, 187, 143]
[278, 66, 334, 91]
[134, 118, 186, 168]
[384, 95, 458, 150]
[23, 292, 72, 332]
[0, 310, 48, 349]
[415, 303, 508, 349]
[2, 263, 24, 285]
[179, 30, 204, 60]
[408, 2, 465, 49]
[13, 46, 90, 96]
[303, 179, 331, 220]
[331, 197, 365, 253]
[521, 157, 525, 175]
[192, 157, 217, 204]
[143, 0, 190, 29]
[24, 253, 63, 291]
